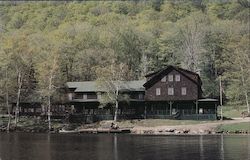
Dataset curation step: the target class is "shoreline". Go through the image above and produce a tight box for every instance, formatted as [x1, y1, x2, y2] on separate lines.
[1, 127, 249, 136]
[1, 117, 250, 135]
[1, 128, 250, 136]
[1, 130, 250, 136]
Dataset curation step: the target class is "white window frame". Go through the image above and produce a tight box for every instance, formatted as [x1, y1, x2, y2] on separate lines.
[161, 76, 166, 82]
[175, 74, 180, 82]
[156, 88, 161, 96]
[97, 94, 101, 100]
[139, 93, 144, 100]
[83, 94, 87, 100]
[168, 75, 173, 82]
[181, 87, 187, 95]
[68, 93, 73, 100]
[168, 87, 174, 95]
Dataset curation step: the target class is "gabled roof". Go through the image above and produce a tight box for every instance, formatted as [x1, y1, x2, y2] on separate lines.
[143, 65, 201, 88]
[145, 68, 163, 77]
[66, 80, 146, 92]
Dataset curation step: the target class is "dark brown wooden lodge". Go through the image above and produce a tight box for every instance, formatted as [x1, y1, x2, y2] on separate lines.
[143, 66, 218, 120]
[12, 66, 218, 122]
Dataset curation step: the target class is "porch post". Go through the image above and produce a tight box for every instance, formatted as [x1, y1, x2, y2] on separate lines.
[169, 101, 173, 116]
[144, 103, 147, 119]
[165, 104, 168, 117]
[215, 103, 217, 119]
[196, 100, 198, 120]
[82, 106, 85, 114]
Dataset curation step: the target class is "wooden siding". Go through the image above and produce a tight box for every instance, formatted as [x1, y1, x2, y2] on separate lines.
[87, 93, 98, 99]
[73, 92, 98, 100]
[145, 70, 199, 101]
[129, 92, 145, 100]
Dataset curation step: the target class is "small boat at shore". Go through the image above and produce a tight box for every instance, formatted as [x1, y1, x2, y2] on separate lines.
[59, 129, 79, 133]
[59, 128, 131, 134]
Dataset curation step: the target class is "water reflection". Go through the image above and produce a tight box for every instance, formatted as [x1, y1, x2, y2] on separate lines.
[249, 136, 250, 158]
[113, 135, 118, 160]
[199, 135, 204, 160]
[0, 133, 249, 160]
[220, 135, 224, 160]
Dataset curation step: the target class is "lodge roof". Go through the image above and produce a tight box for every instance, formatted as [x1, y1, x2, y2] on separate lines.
[143, 65, 201, 88]
[66, 66, 202, 93]
[66, 80, 146, 92]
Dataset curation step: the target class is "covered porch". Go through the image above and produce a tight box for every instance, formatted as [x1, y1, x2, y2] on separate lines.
[70, 101, 145, 123]
[145, 99, 218, 120]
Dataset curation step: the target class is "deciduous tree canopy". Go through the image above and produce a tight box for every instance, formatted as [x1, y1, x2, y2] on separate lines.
[0, 1, 249, 114]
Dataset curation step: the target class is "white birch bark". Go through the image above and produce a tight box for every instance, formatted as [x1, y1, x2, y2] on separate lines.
[15, 71, 23, 127]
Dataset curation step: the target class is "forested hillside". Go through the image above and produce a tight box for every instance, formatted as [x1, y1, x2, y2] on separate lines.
[0, 1, 249, 111]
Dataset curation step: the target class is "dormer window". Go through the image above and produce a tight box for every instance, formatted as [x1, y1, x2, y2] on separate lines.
[175, 74, 180, 81]
[161, 76, 166, 82]
[168, 75, 173, 82]
[156, 88, 161, 96]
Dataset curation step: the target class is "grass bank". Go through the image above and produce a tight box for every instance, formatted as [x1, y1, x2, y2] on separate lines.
[0, 116, 65, 132]
[110, 119, 215, 128]
[216, 122, 250, 133]
[219, 105, 248, 118]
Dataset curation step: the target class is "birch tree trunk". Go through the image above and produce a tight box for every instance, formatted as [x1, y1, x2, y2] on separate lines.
[6, 88, 11, 132]
[6, 68, 11, 132]
[141, 53, 148, 78]
[15, 71, 22, 127]
[114, 85, 119, 122]
[48, 74, 53, 131]
[219, 76, 223, 120]
[239, 64, 250, 113]
[245, 91, 250, 113]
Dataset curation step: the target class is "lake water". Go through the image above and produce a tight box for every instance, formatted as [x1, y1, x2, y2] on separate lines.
[0, 133, 249, 160]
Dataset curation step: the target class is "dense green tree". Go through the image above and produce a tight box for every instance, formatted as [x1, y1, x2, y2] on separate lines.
[1, 32, 35, 126]
[33, 34, 61, 131]
[96, 61, 132, 122]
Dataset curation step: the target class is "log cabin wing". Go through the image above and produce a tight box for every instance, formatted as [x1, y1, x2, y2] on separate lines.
[66, 80, 145, 103]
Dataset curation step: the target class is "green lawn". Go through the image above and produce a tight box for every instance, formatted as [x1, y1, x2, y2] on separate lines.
[216, 122, 250, 132]
[0, 116, 64, 131]
[114, 119, 214, 128]
[218, 105, 248, 118]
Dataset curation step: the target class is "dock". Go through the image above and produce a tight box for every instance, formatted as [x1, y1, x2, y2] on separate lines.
[59, 128, 131, 134]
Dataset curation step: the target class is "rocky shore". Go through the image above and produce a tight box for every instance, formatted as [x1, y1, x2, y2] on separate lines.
[130, 127, 250, 135]
[130, 118, 250, 135]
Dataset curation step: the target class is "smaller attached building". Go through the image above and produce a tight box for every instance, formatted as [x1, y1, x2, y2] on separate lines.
[66, 81, 146, 122]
